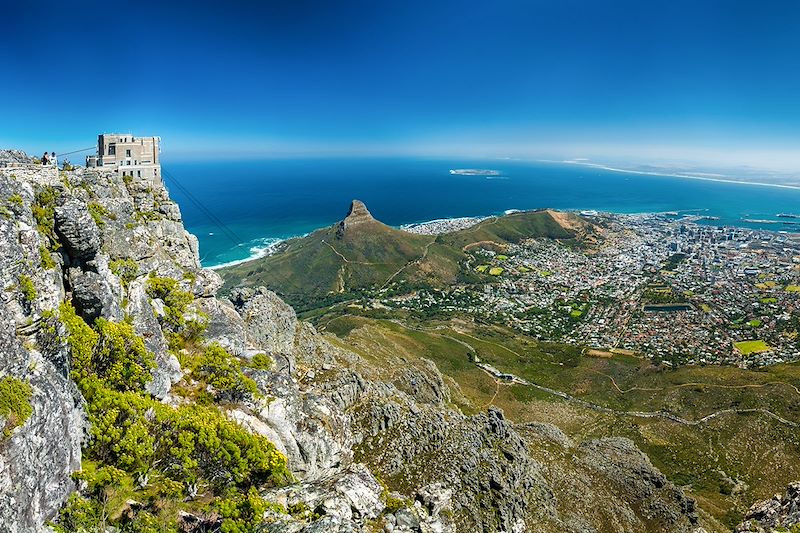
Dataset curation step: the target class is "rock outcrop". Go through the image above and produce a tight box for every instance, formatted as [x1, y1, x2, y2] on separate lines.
[736, 482, 800, 533]
[336, 199, 375, 238]
[0, 163, 199, 528]
[0, 170, 85, 532]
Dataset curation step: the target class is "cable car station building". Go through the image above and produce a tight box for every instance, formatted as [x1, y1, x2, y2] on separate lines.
[86, 134, 161, 180]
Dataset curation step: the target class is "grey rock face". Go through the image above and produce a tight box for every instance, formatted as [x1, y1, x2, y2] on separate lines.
[55, 200, 101, 260]
[0, 169, 85, 532]
[192, 296, 246, 356]
[262, 469, 454, 533]
[68, 267, 122, 322]
[575, 437, 698, 532]
[232, 370, 354, 481]
[267, 464, 384, 522]
[735, 482, 800, 533]
[230, 287, 298, 373]
[350, 385, 554, 532]
[0, 149, 33, 165]
[0, 315, 85, 533]
[336, 200, 375, 239]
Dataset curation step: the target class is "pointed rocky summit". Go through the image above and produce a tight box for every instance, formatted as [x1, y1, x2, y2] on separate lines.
[336, 199, 376, 238]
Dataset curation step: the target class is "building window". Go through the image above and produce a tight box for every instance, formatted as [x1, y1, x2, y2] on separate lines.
[137, 171, 141, 177]
[126, 149, 131, 157]
[108, 144, 116, 155]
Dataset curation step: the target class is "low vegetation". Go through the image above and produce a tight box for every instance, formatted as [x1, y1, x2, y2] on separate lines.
[145, 274, 194, 328]
[18, 274, 37, 303]
[195, 344, 258, 402]
[0, 376, 33, 439]
[39, 244, 56, 270]
[109, 258, 139, 288]
[55, 299, 291, 531]
[32, 185, 60, 251]
[87, 201, 116, 228]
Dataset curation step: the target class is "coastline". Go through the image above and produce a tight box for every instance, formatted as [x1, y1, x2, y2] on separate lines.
[202, 207, 800, 270]
[207, 236, 288, 270]
[545, 159, 800, 190]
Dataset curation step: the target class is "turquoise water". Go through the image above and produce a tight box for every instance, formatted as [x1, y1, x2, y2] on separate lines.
[162, 158, 800, 268]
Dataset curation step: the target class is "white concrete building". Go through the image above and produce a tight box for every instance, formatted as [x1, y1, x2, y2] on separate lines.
[86, 134, 161, 180]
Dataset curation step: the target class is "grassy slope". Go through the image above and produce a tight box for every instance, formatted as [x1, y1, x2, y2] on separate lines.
[218, 209, 583, 310]
[317, 313, 800, 530]
[438, 209, 577, 250]
[219, 220, 434, 308]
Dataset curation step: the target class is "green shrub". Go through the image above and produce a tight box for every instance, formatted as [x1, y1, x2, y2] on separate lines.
[216, 487, 284, 533]
[32, 185, 60, 250]
[89, 318, 157, 393]
[60, 303, 155, 393]
[248, 353, 273, 371]
[145, 275, 193, 328]
[54, 493, 105, 533]
[84, 386, 290, 492]
[39, 244, 56, 270]
[110, 258, 139, 288]
[55, 465, 140, 533]
[86, 387, 158, 472]
[196, 344, 257, 402]
[55, 298, 289, 532]
[60, 303, 99, 384]
[7, 193, 23, 207]
[18, 274, 37, 302]
[87, 201, 116, 228]
[0, 376, 33, 439]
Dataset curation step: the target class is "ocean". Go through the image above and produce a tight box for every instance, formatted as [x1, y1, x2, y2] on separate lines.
[161, 158, 800, 268]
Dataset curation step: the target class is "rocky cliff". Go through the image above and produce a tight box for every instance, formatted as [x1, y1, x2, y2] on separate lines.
[0, 156, 715, 532]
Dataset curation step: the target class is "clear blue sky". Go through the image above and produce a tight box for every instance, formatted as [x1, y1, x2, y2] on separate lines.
[2, 0, 799, 169]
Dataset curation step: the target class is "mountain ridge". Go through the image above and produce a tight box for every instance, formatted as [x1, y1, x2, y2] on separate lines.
[219, 200, 596, 310]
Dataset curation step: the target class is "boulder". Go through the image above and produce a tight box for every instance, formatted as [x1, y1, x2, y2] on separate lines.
[67, 264, 123, 323]
[55, 200, 101, 260]
[735, 482, 800, 533]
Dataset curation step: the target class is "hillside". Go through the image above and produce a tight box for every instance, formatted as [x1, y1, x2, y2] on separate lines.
[219, 201, 593, 310]
[318, 312, 800, 530]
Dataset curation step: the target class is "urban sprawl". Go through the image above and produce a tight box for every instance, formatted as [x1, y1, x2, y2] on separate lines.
[386, 213, 800, 367]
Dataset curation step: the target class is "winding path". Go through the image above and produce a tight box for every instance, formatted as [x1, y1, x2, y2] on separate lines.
[380, 237, 437, 289]
[585, 368, 800, 397]
[328, 316, 800, 429]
